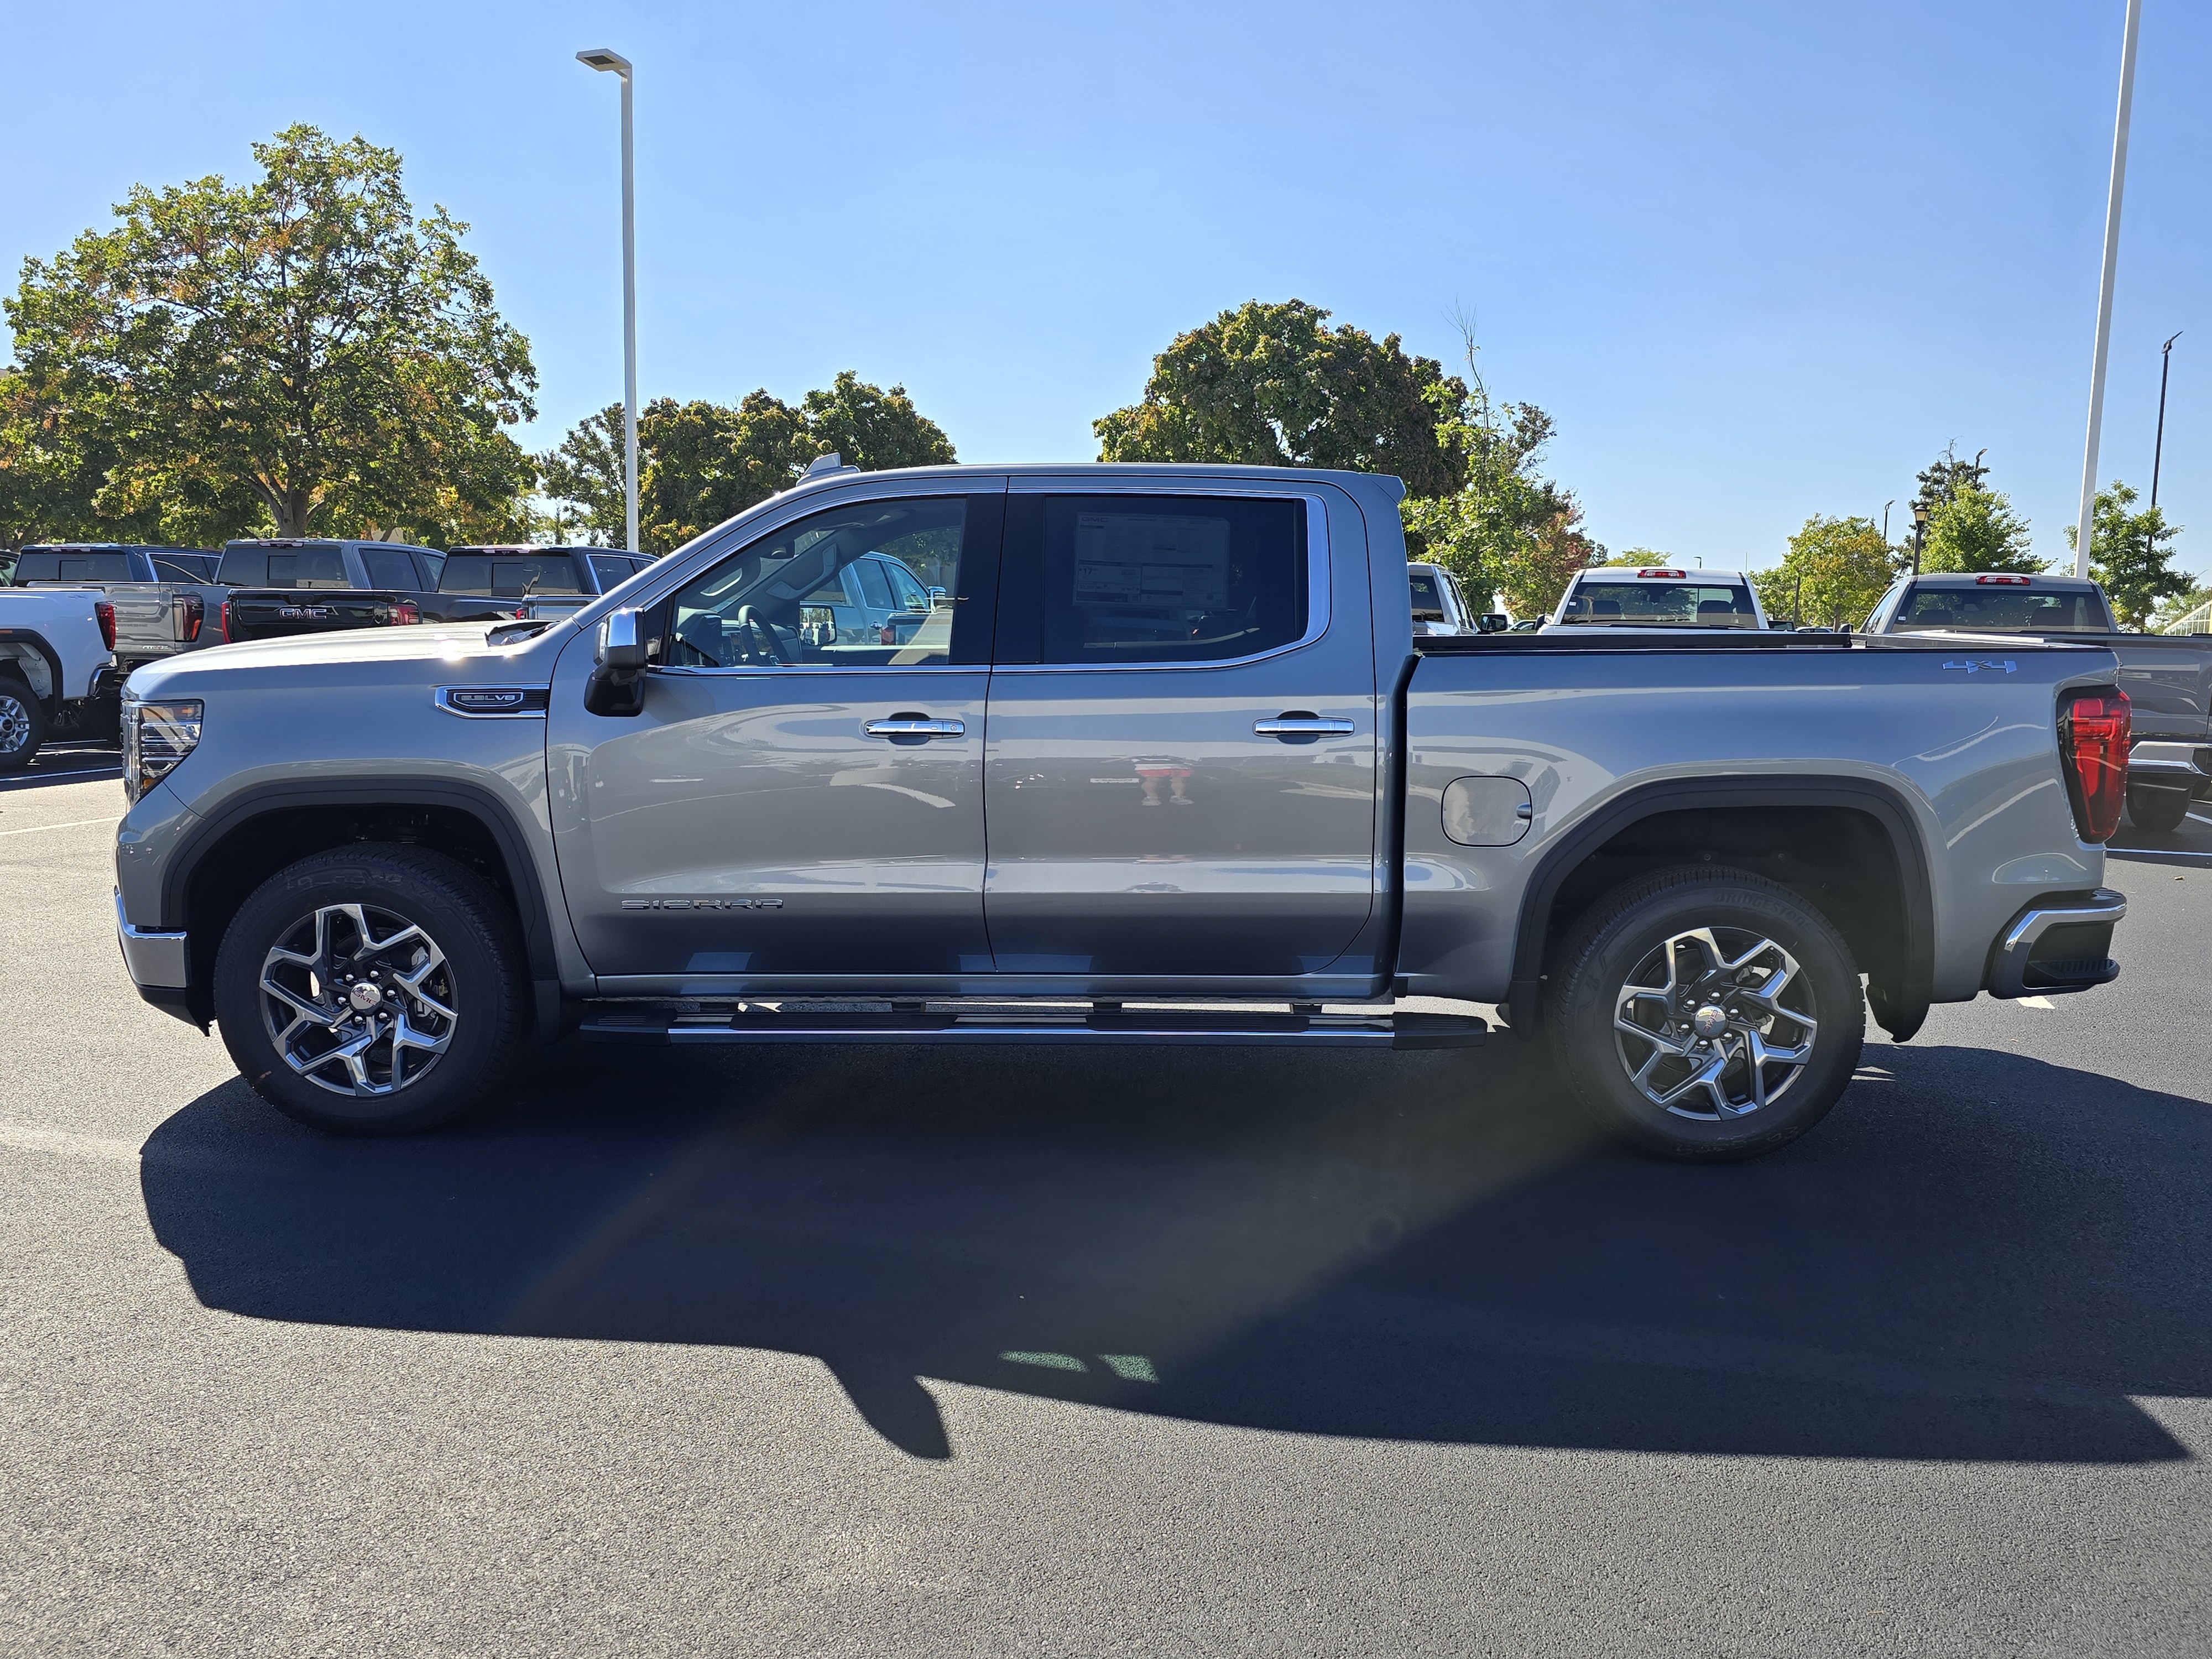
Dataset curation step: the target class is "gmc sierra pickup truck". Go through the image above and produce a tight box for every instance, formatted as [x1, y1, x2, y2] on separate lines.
[9, 543, 226, 672]
[214, 537, 447, 643]
[113, 464, 2130, 1161]
[1860, 570, 2212, 833]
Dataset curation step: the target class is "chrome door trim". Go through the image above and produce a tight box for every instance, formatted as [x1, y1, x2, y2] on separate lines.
[1254, 717, 1355, 737]
[988, 493, 1332, 675]
[862, 717, 967, 739]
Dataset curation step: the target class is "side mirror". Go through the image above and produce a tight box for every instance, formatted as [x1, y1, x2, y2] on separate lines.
[586, 608, 650, 716]
[1476, 613, 1512, 634]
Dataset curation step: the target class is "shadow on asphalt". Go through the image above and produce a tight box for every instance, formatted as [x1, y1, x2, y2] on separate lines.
[0, 741, 122, 792]
[140, 1035, 2209, 1463]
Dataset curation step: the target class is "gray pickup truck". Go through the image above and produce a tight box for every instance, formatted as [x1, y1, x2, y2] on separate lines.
[1861, 571, 2212, 833]
[113, 464, 2131, 1161]
[9, 543, 223, 674]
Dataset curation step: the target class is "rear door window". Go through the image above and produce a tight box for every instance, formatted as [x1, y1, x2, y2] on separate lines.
[359, 547, 420, 589]
[1004, 494, 1307, 665]
[589, 555, 633, 592]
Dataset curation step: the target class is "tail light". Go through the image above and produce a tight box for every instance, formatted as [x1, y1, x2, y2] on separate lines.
[177, 594, 204, 643]
[2058, 687, 2131, 842]
[94, 599, 116, 650]
[389, 599, 421, 625]
[219, 598, 233, 643]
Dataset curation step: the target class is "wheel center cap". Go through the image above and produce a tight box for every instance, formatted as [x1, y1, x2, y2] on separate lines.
[348, 982, 384, 1013]
[1691, 1003, 1729, 1038]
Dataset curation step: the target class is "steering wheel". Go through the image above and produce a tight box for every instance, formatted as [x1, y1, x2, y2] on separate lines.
[731, 604, 789, 666]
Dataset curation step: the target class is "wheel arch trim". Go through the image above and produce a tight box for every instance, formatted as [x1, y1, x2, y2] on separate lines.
[1505, 776, 1936, 1041]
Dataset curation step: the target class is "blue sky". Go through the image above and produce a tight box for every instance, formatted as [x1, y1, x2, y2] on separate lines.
[3, 1, 2204, 575]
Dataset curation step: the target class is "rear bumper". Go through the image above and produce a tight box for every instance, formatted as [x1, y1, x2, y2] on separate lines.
[2128, 741, 2212, 798]
[115, 887, 196, 1022]
[1986, 888, 2125, 999]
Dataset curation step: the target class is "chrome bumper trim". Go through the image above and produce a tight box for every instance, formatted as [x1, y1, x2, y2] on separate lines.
[1987, 888, 2125, 999]
[114, 888, 188, 989]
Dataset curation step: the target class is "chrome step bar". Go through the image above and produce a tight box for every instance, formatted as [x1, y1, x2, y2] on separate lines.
[580, 1006, 1489, 1051]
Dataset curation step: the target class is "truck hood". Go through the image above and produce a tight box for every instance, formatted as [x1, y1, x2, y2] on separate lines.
[124, 619, 573, 697]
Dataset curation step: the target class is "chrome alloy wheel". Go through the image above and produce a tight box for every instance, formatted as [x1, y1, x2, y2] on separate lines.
[1612, 926, 1817, 1120]
[0, 692, 30, 755]
[258, 903, 457, 1097]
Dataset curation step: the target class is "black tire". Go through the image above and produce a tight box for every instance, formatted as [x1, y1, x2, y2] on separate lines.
[0, 675, 46, 772]
[213, 844, 528, 1135]
[2126, 785, 2190, 836]
[1545, 865, 1864, 1162]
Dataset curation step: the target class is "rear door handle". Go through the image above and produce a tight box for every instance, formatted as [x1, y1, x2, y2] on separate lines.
[1254, 715, 1355, 738]
[862, 717, 966, 739]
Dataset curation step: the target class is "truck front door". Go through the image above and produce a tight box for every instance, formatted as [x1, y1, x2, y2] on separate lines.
[982, 488, 1378, 979]
[547, 489, 1003, 983]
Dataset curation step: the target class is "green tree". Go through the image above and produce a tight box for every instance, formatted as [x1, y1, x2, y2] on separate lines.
[1752, 515, 1901, 629]
[539, 375, 956, 555]
[1094, 299, 1465, 498]
[2065, 480, 2190, 629]
[1911, 442, 1990, 518]
[1920, 483, 2041, 575]
[3, 126, 537, 544]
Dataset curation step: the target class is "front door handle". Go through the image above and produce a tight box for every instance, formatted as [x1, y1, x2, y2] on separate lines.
[1254, 713, 1355, 738]
[863, 716, 966, 740]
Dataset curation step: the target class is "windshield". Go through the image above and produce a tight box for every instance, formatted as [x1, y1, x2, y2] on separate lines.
[1893, 586, 2113, 633]
[1558, 581, 1760, 627]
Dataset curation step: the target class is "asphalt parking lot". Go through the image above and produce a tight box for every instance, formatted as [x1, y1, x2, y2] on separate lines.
[4, 751, 2210, 1657]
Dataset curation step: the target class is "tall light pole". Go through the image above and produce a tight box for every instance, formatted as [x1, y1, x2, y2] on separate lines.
[2153, 330, 2182, 508]
[577, 48, 639, 555]
[2074, 0, 2144, 577]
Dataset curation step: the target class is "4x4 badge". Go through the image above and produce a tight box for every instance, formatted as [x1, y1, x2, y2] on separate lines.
[1941, 659, 2017, 674]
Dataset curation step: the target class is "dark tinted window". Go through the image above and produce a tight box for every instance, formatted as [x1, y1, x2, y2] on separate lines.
[1031, 495, 1306, 665]
[152, 555, 216, 582]
[588, 555, 633, 592]
[1895, 585, 2113, 633]
[16, 551, 136, 582]
[217, 547, 267, 586]
[418, 550, 445, 585]
[666, 496, 983, 669]
[359, 547, 420, 589]
[437, 554, 584, 596]
[1408, 570, 1444, 619]
[265, 546, 350, 588]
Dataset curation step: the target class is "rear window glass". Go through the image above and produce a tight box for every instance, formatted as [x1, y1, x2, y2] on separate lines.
[15, 551, 135, 582]
[1409, 571, 1444, 618]
[1558, 581, 1760, 627]
[438, 555, 585, 596]
[1895, 586, 2113, 633]
[265, 546, 350, 588]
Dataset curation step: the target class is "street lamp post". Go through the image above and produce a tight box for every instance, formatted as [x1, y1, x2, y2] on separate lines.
[1912, 502, 1929, 578]
[2074, 0, 2145, 578]
[2153, 331, 2182, 508]
[577, 48, 639, 556]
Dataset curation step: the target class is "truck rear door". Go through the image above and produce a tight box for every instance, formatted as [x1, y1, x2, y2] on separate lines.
[982, 487, 1378, 977]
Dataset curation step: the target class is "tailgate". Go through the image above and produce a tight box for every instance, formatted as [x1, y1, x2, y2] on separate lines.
[225, 591, 414, 641]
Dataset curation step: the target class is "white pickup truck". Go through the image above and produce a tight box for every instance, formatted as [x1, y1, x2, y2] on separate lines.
[0, 588, 122, 769]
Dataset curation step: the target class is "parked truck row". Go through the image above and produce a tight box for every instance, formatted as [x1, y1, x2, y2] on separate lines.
[112, 462, 2132, 1164]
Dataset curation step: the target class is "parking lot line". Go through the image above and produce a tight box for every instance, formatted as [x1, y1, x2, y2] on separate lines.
[0, 815, 122, 836]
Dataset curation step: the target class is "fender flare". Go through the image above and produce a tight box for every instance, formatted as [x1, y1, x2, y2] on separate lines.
[163, 779, 565, 1029]
[1505, 776, 1935, 1041]
[0, 628, 69, 709]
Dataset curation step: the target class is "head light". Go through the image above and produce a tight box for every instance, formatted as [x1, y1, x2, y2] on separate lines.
[123, 698, 202, 804]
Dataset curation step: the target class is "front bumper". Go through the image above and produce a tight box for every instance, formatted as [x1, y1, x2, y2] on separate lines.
[1986, 888, 2126, 999]
[115, 888, 195, 1022]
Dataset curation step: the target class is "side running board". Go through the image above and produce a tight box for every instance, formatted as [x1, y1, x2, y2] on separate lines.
[581, 1006, 1488, 1051]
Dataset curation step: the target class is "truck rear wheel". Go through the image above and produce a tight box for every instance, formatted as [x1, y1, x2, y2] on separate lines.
[213, 845, 528, 1135]
[0, 676, 46, 772]
[1545, 866, 1863, 1162]
[2125, 785, 2190, 836]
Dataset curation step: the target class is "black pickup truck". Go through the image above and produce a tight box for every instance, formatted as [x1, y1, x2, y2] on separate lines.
[434, 545, 650, 622]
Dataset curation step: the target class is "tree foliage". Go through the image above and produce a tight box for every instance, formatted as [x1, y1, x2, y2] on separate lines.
[539, 374, 956, 555]
[1919, 483, 2040, 575]
[2, 126, 536, 545]
[1095, 300, 1597, 617]
[1911, 442, 1990, 517]
[1094, 299, 1465, 498]
[2066, 480, 2190, 629]
[1752, 515, 1900, 630]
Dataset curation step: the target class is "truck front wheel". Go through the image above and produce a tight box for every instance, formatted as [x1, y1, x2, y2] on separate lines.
[213, 845, 529, 1134]
[0, 676, 46, 772]
[1545, 867, 1864, 1162]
